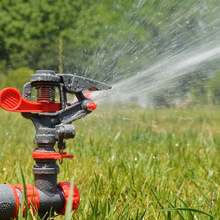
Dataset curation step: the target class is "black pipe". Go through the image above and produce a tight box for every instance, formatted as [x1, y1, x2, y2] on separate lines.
[38, 185, 65, 218]
[0, 183, 67, 219]
[0, 184, 18, 220]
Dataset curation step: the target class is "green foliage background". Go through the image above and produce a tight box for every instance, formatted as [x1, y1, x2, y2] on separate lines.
[0, 0, 219, 106]
[1, 67, 34, 91]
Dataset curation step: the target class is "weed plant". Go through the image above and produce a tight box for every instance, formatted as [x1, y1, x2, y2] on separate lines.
[0, 107, 219, 219]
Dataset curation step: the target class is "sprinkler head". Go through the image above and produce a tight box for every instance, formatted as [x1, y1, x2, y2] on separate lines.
[0, 70, 111, 146]
[0, 70, 111, 219]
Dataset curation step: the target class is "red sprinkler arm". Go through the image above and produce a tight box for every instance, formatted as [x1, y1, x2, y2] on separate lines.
[0, 87, 61, 112]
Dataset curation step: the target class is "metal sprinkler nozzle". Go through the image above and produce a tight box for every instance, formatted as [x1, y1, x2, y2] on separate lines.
[0, 70, 111, 219]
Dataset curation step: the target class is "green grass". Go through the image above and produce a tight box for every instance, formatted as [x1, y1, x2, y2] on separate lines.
[0, 107, 219, 219]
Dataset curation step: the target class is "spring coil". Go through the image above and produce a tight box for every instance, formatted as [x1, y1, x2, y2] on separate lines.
[36, 86, 55, 103]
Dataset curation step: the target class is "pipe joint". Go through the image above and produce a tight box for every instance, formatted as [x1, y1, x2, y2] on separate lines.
[0, 183, 80, 219]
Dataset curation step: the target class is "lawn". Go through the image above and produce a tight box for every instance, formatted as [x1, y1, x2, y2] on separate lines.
[0, 107, 219, 219]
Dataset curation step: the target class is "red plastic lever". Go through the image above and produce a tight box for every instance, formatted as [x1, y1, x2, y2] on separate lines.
[0, 88, 61, 112]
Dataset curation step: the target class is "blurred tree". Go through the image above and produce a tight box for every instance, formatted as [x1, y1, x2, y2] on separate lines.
[0, 0, 109, 72]
[1, 67, 34, 91]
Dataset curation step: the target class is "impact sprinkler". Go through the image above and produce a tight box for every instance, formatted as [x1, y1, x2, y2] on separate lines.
[0, 70, 111, 219]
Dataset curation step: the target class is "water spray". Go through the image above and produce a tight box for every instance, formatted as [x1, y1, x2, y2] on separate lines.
[0, 70, 111, 219]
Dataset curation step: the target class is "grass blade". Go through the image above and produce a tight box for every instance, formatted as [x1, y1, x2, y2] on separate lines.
[158, 207, 215, 218]
[109, 190, 121, 219]
[151, 188, 167, 218]
[193, 181, 210, 205]
[167, 200, 185, 220]
[64, 178, 74, 220]
[173, 195, 194, 219]
[20, 168, 29, 219]
[138, 209, 147, 220]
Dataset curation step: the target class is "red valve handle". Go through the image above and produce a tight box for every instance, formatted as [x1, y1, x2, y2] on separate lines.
[0, 88, 61, 112]
[32, 151, 73, 160]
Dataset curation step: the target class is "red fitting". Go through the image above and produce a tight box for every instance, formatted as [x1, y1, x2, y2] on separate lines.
[87, 102, 97, 111]
[32, 151, 73, 160]
[57, 182, 80, 215]
[15, 184, 40, 216]
[8, 184, 20, 219]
